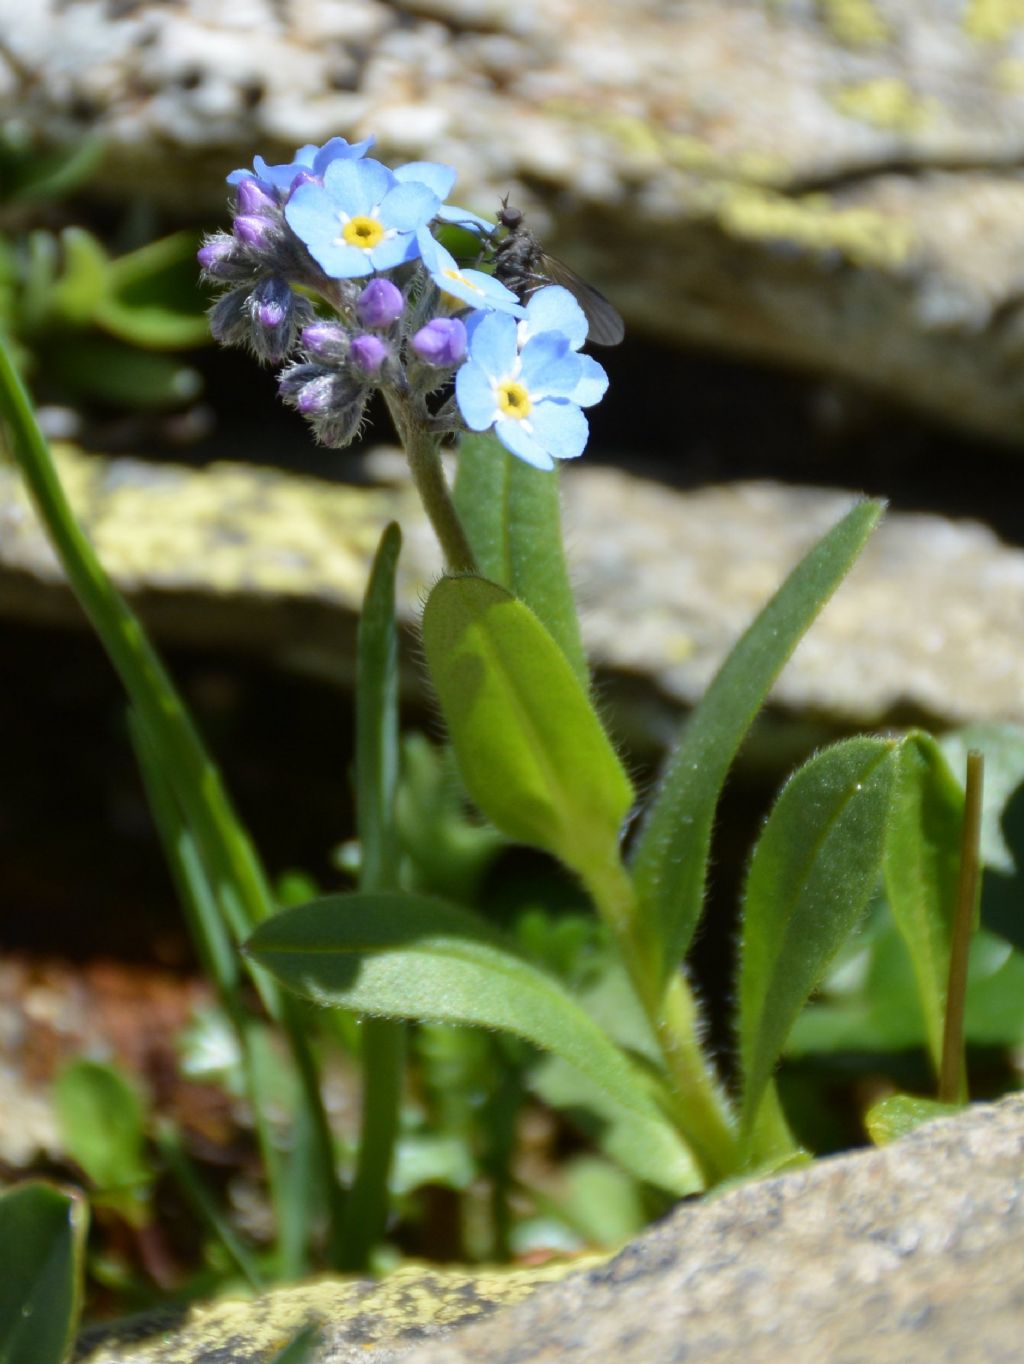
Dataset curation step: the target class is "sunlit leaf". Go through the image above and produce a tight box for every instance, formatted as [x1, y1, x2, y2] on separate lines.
[737, 736, 896, 1143]
[631, 500, 884, 983]
[454, 431, 588, 687]
[864, 1094, 963, 1146]
[421, 575, 632, 877]
[0, 1182, 87, 1364]
[246, 893, 701, 1194]
[883, 732, 963, 1070]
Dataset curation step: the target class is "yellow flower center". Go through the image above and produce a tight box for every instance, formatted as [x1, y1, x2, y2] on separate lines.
[497, 380, 532, 421]
[342, 216, 386, 250]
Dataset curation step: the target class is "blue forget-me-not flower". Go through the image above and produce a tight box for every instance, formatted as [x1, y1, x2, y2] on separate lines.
[201, 136, 611, 467]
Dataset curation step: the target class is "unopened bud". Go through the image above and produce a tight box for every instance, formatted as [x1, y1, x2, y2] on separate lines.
[234, 214, 276, 251]
[235, 177, 277, 216]
[411, 317, 467, 367]
[357, 278, 404, 329]
[350, 333, 388, 376]
[301, 322, 349, 362]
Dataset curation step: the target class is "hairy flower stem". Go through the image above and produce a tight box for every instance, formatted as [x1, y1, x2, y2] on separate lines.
[582, 854, 738, 1184]
[385, 390, 477, 573]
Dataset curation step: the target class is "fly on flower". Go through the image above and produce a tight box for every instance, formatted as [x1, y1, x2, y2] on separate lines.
[492, 199, 625, 348]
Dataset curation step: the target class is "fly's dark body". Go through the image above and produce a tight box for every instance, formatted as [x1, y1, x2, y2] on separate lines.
[492, 202, 625, 348]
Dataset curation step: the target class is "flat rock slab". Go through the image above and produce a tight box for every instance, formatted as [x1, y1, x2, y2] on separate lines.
[2, 446, 1024, 735]
[5, 1, 1024, 439]
[78, 1095, 1024, 1362]
[411, 1095, 1024, 1364]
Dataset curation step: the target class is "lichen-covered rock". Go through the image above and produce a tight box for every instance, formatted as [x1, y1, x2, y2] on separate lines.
[3, 445, 1024, 736]
[77, 1257, 601, 1363]
[3, 1, 1024, 438]
[77, 1096, 1024, 1362]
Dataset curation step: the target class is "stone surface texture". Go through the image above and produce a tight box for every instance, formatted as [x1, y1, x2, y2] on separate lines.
[407, 1094, 1024, 1364]
[78, 1095, 1024, 1362]
[2, 1, 1024, 439]
[3, 446, 1024, 734]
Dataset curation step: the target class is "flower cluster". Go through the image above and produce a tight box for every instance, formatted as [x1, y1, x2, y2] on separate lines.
[200, 136, 608, 469]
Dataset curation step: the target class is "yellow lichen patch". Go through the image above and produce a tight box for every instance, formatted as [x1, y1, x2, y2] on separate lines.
[30, 446, 405, 605]
[544, 102, 788, 187]
[964, 0, 1024, 41]
[80, 1258, 605, 1363]
[994, 56, 1024, 88]
[815, 0, 890, 46]
[715, 186, 913, 270]
[831, 78, 938, 132]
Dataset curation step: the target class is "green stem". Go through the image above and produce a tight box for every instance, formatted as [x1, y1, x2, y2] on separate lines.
[581, 853, 737, 1183]
[337, 523, 404, 1269]
[384, 390, 477, 573]
[156, 1123, 264, 1289]
[338, 1020, 405, 1270]
[938, 749, 983, 1105]
[0, 338, 345, 1264]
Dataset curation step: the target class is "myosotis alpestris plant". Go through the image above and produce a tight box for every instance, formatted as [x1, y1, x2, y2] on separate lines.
[0, 131, 1006, 1336]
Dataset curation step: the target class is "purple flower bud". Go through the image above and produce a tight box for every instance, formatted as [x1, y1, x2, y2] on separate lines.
[356, 278, 404, 329]
[234, 214, 276, 251]
[287, 170, 319, 197]
[297, 375, 336, 415]
[235, 177, 277, 216]
[350, 333, 388, 376]
[248, 277, 312, 363]
[278, 362, 367, 448]
[301, 322, 349, 361]
[197, 236, 238, 277]
[411, 317, 467, 367]
[256, 292, 287, 329]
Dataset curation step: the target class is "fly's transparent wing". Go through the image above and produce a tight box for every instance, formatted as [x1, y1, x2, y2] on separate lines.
[535, 254, 625, 347]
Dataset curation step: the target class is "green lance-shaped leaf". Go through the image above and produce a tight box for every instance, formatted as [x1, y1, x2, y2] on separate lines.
[0, 1182, 88, 1364]
[883, 732, 964, 1072]
[453, 431, 588, 689]
[246, 893, 701, 1195]
[631, 499, 884, 984]
[737, 736, 897, 1145]
[421, 575, 632, 878]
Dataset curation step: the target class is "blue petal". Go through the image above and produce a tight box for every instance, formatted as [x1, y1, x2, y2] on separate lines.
[523, 287, 587, 348]
[467, 311, 519, 378]
[310, 242, 375, 277]
[464, 309, 488, 343]
[380, 181, 440, 232]
[569, 354, 609, 407]
[436, 203, 495, 235]
[394, 161, 457, 199]
[520, 333, 581, 397]
[312, 136, 374, 174]
[495, 421, 556, 470]
[290, 144, 321, 168]
[228, 156, 294, 191]
[418, 230, 523, 315]
[367, 232, 419, 272]
[529, 399, 588, 461]
[322, 158, 393, 214]
[456, 361, 499, 430]
[284, 183, 338, 248]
